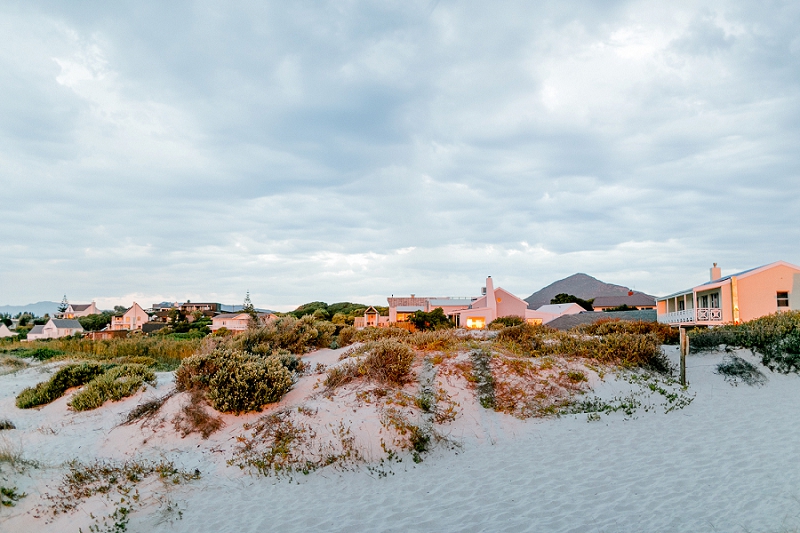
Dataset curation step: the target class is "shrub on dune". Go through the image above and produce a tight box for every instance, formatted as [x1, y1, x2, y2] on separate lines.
[175, 350, 295, 414]
[69, 364, 156, 411]
[16, 362, 112, 409]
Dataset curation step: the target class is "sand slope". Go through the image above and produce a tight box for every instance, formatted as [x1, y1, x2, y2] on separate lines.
[2, 347, 799, 532]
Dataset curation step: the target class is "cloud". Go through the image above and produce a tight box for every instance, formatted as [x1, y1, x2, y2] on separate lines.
[1, 0, 799, 308]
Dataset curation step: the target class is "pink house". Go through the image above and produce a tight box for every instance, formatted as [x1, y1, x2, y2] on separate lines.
[210, 312, 277, 332]
[60, 302, 99, 319]
[110, 302, 150, 331]
[456, 276, 564, 329]
[657, 261, 800, 326]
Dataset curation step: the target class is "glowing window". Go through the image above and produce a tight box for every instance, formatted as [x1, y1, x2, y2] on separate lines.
[526, 318, 543, 325]
[465, 317, 486, 329]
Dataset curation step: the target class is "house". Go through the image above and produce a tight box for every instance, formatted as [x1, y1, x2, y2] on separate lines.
[457, 276, 556, 329]
[60, 302, 99, 319]
[387, 296, 477, 326]
[210, 312, 278, 332]
[354, 306, 391, 329]
[592, 293, 656, 312]
[526, 303, 586, 325]
[657, 261, 800, 326]
[179, 302, 222, 318]
[26, 319, 84, 340]
[0, 324, 17, 338]
[110, 303, 150, 331]
[26, 325, 46, 341]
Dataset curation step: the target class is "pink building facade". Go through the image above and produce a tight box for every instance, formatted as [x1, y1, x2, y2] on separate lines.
[657, 261, 800, 326]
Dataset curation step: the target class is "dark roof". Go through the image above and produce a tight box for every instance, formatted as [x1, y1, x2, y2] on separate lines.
[592, 294, 656, 308]
[70, 304, 92, 311]
[28, 325, 45, 335]
[142, 323, 168, 333]
[51, 319, 83, 329]
[546, 310, 658, 331]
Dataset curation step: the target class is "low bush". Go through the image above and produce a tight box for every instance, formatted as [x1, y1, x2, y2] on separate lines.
[16, 362, 112, 408]
[488, 316, 524, 330]
[175, 350, 295, 414]
[575, 319, 679, 344]
[69, 364, 156, 411]
[224, 315, 335, 356]
[173, 392, 224, 438]
[353, 327, 410, 342]
[493, 323, 671, 373]
[324, 339, 415, 389]
[689, 312, 800, 373]
[337, 326, 357, 347]
[716, 355, 768, 386]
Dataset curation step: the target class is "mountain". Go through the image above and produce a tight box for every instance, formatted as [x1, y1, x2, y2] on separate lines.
[0, 301, 60, 317]
[524, 273, 652, 310]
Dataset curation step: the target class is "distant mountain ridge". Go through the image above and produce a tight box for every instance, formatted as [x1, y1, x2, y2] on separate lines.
[0, 301, 60, 316]
[524, 273, 652, 310]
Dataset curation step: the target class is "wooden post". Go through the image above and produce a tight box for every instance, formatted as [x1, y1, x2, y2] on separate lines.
[679, 327, 688, 386]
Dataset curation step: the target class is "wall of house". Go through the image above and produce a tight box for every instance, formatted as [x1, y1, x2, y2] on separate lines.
[494, 289, 528, 317]
[736, 264, 800, 321]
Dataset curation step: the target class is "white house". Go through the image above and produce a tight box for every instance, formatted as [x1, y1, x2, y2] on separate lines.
[61, 302, 99, 319]
[26, 319, 84, 340]
[110, 303, 150, 331]
[0, 324, 17, 338]
[210, 312, 278, 332]
[526, 303, 586, 325]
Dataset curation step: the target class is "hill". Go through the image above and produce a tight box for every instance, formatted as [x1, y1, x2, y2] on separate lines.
[524, 273, 651, 310]
[0, 301, 60, 316]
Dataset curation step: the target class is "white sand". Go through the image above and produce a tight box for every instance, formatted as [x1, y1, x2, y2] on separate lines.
[2, 347, 800, 532]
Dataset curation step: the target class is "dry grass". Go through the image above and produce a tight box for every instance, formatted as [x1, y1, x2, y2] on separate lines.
[173, 392, 224, 439]
[324, 339, 416, 389]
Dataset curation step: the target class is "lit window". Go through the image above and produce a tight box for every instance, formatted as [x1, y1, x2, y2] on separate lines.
[465, 317, 486, 329]
[777, 292, 789, 308]
[526, 318, 543, 325]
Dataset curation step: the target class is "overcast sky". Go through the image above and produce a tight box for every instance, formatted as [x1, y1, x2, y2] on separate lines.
[1, 1, 799, 311]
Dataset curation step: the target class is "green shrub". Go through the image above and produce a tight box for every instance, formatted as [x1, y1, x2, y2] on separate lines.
[353, 326, 410, 342]
[488, 316, 524, 330]
[575, 319, 679, 345]
[408, 308, 453, 331]
[689, 312, 800, 373]
[69, 364, 156, 411]
[337, 326, 357, 347]
[16, 362, 112, 409]
[175, 350, 294, 414]
[226, 316, 336, 355]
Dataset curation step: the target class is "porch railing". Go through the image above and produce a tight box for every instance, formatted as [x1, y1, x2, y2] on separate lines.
[657, 307, 723, 324]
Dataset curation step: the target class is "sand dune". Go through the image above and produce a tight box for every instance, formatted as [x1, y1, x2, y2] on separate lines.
[2, 347, 799, 532]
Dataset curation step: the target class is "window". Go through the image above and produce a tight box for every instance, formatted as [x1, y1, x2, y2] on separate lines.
[526, 318, 543, 325]
[465, 317, 486, 329]
[678, 300, 685, 311]
[777, 292, 789, 308]
[709, 293, 720, 309]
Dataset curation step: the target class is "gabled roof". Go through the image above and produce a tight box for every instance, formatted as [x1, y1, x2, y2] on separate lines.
[658, 261, 800, 300]
[593, 294, 656, 307]
[213, 313, 247, 319]
[70, 304, 92, 312]
[51, 319, 83, 329]
[28, 325, 45, 335]
[535, 303, 584, 314]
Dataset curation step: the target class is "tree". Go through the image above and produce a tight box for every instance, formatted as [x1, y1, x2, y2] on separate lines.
[408, 308, 453, 331]
[0, 313, 11, 327]
[78, 312, 113, 331]
[550, 293, 593, 311]
[243, 291, 257, 320]
[58, 295, 69, 314]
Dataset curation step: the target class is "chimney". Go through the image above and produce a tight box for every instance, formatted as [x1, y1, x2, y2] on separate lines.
[411, 294, 415, 298]
[628, 291, 634, 296]
[710, 263, 721, 281]
[485, 276, 497, 318]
